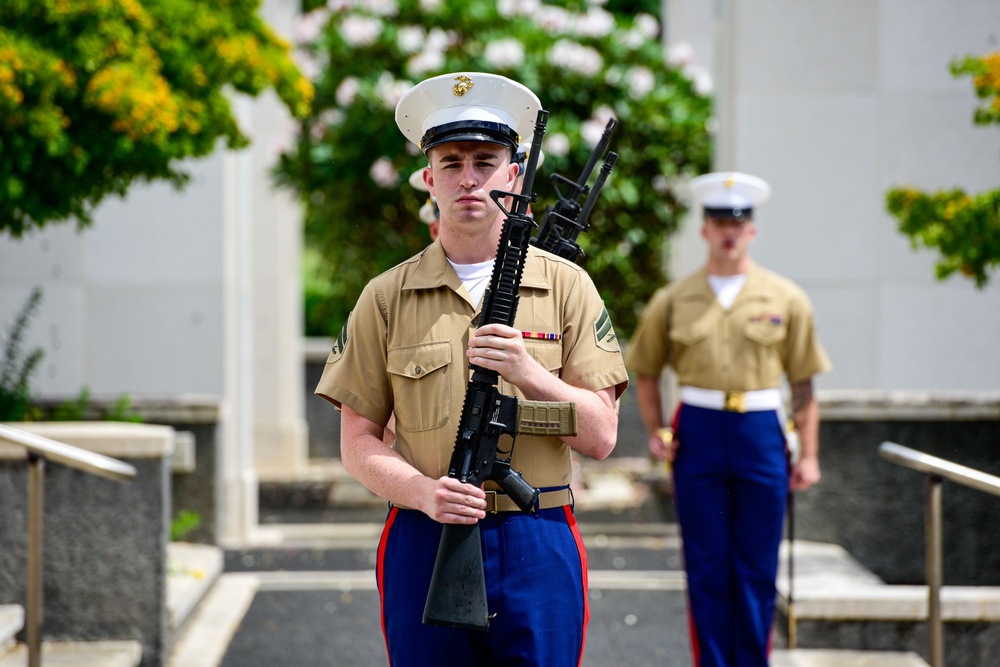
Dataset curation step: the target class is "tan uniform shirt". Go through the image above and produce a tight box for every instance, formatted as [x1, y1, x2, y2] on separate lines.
[625, 262, 831, 390]
[317, 238, 629, 490]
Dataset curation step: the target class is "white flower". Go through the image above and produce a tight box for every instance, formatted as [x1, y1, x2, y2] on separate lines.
[397, 26, 426, 54]
[370, 157, 399, 189]
[544, 132, 570, 157]
[626, 66, 655, 99]
[667, 42, 695, 68]
[363, 0, 398, 17]
[419, 0, 443, 11]
[426, 28, 457, 52]
[375, 72, 411, 109]
[293, 48, 321, 80]
[548, 40, 603, 77]
[484, 39, 525, 69]
[652, 175, 670, 194]
[311, 109, 344, 138]
[335, 77, 360, 107]
[684, 64, 713, 95]
[536, 6, 572, 33]
[408, 49, 445, 76]
[620, 29, 644, 50]
[592, 105, 616, 126]
[340, 15, 382, 47]
[575, 7, 615, 38]
[634, 13, 660, 39]
[580, 120, 606, 147]
[296, 9, 330, 43]
[497, 0, 541, 18]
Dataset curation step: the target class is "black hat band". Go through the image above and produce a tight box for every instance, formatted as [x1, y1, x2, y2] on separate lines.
[420, 120, 519, 153]
[704, 206, 753, 220]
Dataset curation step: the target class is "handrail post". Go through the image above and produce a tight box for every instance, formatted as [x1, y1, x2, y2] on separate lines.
[27, 452, 45, 667]
[926, 474, 944, 667]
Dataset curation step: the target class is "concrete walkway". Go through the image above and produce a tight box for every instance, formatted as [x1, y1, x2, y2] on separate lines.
[165, 518, 929, 667]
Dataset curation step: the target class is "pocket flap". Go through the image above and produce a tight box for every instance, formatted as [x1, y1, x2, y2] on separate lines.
[387, 342, 451, 379]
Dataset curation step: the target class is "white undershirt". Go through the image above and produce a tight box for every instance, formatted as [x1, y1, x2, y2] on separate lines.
[448, 258, 495, 307]
[707, 273, 747, 310]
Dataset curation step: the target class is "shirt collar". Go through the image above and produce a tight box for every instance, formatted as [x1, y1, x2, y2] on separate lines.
[402, 237, 552, 293]
[684, 260, 765, 303]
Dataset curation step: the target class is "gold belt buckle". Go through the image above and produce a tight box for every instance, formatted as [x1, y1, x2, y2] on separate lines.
[484, 491, 499, 514]
[724, 390, 747, 413]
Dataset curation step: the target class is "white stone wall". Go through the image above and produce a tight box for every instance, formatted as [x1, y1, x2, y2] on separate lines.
[0, 0, 306, 542]
[667, 0, 1000, 391]
[0, 158, 226, 397]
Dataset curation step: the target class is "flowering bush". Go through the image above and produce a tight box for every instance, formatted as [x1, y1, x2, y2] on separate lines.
[276, 0, 713, 338]
[886, 52, 1000, 288]
[0, 0, 314, 237]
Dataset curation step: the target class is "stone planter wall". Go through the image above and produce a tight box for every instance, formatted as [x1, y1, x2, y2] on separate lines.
[0, 422, 174, 667]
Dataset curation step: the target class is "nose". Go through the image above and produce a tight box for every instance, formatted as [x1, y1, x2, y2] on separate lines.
[459, 161, 478, 188]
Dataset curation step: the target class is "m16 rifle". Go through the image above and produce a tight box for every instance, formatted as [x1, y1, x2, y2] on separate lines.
[531, 118, 619, 262]
[422, 109, 550, 631]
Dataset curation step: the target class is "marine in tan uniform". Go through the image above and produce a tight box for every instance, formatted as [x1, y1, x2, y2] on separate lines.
[626, 172, 831, 667]
[316, 71, 627, 666]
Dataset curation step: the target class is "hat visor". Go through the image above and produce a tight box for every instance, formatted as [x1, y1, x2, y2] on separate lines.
[704, 206, 754, 220]
[420, 120, 519, 153]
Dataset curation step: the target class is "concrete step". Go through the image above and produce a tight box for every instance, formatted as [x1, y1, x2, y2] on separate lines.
[0, 641, 142, 667]
[778, 540, 1000, 623]
[770, 649, 928, 666]
[0, 606, 22, 655]
[0, 543, 221, 667]
[166, 542, 225, 641]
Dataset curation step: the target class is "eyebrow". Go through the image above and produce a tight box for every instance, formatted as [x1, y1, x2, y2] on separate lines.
[437, 150, 505, 164]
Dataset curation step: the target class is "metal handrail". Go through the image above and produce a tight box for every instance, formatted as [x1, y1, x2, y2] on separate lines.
[0, 423, 138, 667]
[878, 441, 1000, 667]
[0, 423, 137, 481]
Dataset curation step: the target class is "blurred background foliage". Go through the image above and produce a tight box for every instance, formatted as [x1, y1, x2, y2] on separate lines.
[277, 0, 714, 339]
[0, 0, 313, 237]
[886, 52, 1000, 288]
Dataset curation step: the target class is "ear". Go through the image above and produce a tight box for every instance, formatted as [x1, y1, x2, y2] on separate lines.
[746, 221, 758, 242]
[507, 161, 519, 190]
[422, 166, 434, 195]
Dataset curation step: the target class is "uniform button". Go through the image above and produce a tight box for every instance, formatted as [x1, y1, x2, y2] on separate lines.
[414, 366, 423, 375]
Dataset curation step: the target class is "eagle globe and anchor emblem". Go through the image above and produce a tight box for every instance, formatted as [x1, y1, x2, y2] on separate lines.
[452, 75, 474, 96]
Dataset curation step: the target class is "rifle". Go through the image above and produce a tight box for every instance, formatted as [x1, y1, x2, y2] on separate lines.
[422, 109, 550, 631]
[531, 118, 619, 263]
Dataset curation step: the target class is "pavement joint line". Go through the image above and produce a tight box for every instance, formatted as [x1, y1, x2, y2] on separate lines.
[243, 569, 685, 592]
[230, 521, 681, 551]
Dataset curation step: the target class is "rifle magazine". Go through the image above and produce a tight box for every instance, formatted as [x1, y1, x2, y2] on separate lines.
[517, 400, 578, 436]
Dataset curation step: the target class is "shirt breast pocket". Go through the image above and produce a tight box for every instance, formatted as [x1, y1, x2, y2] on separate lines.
[743, 318, 788, 347]
[387, 342, 452, 433]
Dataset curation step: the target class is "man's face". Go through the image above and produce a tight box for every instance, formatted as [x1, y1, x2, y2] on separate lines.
[701, 215, 756, 263]
[425, 142, 516, 229]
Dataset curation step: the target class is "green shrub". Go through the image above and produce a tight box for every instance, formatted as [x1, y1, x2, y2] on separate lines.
[0, 287, 44, 421]
[276, 0, 713, 338]
[0, 0, 314, 236]
[886, 52, 1000, 288]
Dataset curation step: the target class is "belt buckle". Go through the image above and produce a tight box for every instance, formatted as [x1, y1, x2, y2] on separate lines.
[484, 491, 498, 514]
[724, 390, 746, 413]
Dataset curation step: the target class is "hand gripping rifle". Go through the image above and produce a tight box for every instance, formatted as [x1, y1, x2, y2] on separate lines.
[423, 110, 564, 631]
[531, 118, 619, 263]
